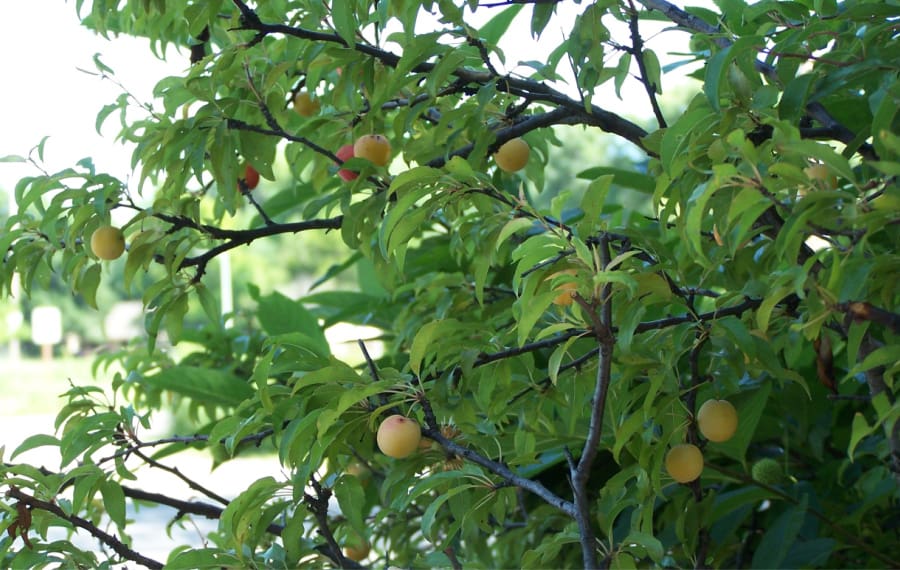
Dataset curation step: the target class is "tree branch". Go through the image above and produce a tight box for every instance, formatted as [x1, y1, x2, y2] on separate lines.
[229, 0, 650, 154]
[179, 216, 343, 281]
[571, 235, 615, 570]
[129, 446, 229, 506]
[305, 476, 354, 568]
[626, 0, 667, 128]
[685, 328, 711, 569]
[416, 390, 577, 518]
[5, 486, 164, 570]
[858, 336, 900, 483]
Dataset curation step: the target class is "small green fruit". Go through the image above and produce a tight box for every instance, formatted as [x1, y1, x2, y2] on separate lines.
[752, 458, 783, 485]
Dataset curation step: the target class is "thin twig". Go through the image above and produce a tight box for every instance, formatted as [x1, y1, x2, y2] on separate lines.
[130, 447, 230, 506]
[626, 0, 667, 128]
[415, 390, 578, 517]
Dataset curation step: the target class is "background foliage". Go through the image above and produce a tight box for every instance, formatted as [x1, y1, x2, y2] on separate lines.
[2, 0, 899, 568]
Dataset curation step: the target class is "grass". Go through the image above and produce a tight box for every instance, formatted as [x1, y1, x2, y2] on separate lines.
[0, 356, 104, 416]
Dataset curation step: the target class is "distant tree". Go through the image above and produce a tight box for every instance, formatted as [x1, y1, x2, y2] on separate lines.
[2, 1, 898, 568]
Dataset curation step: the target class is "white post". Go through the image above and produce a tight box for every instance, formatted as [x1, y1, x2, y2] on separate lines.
[220, 250, 234, 328]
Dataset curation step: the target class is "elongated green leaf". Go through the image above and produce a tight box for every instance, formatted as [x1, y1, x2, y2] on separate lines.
[410, 319, 457, 376]
[480, 5, 523, 45]
[331, 1, 356, 47]
[11, 434, 60, 459]
[751, 495, 808, 569]
[255, 291, 330, 355]
[100, 480, 127, 531]
[143, 366, 252, 407]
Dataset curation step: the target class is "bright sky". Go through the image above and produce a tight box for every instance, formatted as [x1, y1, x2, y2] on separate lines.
[0, 2, 701, 203]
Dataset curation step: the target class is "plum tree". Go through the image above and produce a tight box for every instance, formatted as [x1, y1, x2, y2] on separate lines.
[1, 1, 897, 569]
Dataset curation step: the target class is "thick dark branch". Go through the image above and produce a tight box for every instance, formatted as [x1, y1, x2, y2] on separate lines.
[6, 487, 164, 570]
[229, 0, 650, 153]
[179, 216, 343, 281]
[427, 106, 650, 168]
[305, 477, 354, 568]
[474, 329, 588, 367]
[839, 301, 900, 334]
[634, 297, 763, 333]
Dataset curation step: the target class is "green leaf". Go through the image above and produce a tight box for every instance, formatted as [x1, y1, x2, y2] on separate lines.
[779, 73, 815, 121]
[848, 412, 877, 459]
[331, 1, 356, 47]
[100, 480, 127, 531]
[255, 290, 330, 355]
[580, 174, 614, 225]
[622, 531, 664, 562]
[751, 495, 808, 569]
[422, 485, 469, 541]
[642, 49, 662, 94]
[409, 319, 457, 376]
[143, 366, 252, 407]
[531, 3, 555, 38]
[780, 140, 856, 186]
[577, 167, 654, 192]
[495, 218, 534, 251]
[335, 475, 367, 535]
[166, 548, 242, 569]
[480, 5, 523, 45]
[660, 108, 717, 177]
[846, 346, 898, 379]
[757, 285, 792, 332]
[11, 434, 60, 459]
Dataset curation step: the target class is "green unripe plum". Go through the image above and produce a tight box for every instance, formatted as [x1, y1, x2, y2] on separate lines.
[752, 458, 784, 485]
